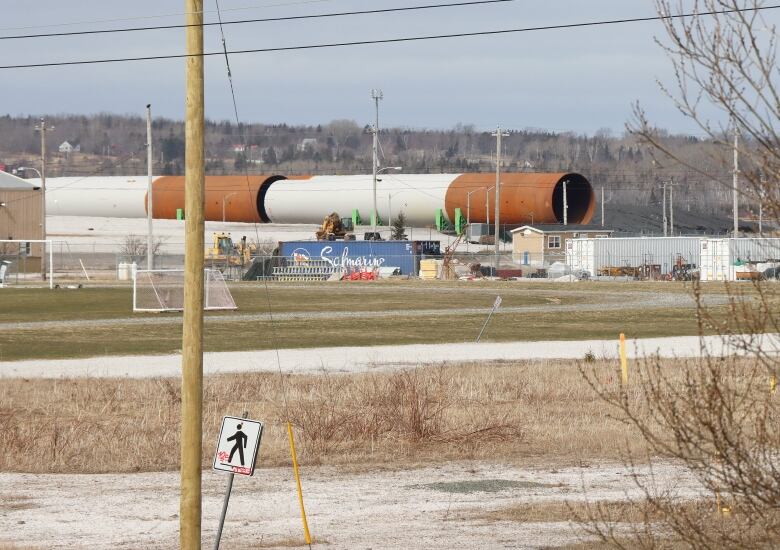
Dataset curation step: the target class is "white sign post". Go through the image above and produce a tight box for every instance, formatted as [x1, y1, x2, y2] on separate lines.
[212, 414, 264, 550]
[476, 295, 502, 343]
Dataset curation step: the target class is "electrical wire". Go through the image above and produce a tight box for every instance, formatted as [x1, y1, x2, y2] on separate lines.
[0, 0, 342, 32]
[211, 0, 291, 417]
[2, 4, 779, 70]
[0, 1, 517, 41]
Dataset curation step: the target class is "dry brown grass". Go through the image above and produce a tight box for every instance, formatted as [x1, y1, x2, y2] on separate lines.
[244, 537, 327, 548]
[479, 499, 712, 524]
[0, 358, 660, 474]
[0, 494, 36, 512]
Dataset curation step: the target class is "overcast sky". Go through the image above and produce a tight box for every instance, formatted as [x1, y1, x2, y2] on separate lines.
[1, 1, 772, 134]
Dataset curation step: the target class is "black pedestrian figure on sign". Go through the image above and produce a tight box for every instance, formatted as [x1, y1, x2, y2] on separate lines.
[227, 423, 248, 466]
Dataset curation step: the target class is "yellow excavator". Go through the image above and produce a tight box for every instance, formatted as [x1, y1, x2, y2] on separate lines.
[205, 232, 255, 266]
[315, 213, 355, 241]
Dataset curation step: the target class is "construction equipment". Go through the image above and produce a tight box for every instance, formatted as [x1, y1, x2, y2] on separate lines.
[205, 232, 255, 267]
[316, 213, 354, 241]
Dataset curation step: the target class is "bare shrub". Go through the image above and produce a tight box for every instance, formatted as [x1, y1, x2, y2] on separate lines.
[119, 233, 165, 261]
[579, 1, 780, 544]
[580, 282, 780, 548]
[285, 367, 520, 460]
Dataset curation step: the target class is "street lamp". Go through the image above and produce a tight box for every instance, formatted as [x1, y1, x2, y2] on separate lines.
[485, 186, 495, 225]
[373, 166, 401, 236]
[18, 166, 46, 280]
[222, 192, 239, 223]
[387, 189, 405, 234]
[465, 188, 482, 226]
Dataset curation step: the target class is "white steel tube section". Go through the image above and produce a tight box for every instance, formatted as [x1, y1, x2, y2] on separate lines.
[264, 174, 455, 226]
[40, 177, 154, 218]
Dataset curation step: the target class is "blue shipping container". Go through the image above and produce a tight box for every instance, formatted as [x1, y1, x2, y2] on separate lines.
[278, 240, 440, 275]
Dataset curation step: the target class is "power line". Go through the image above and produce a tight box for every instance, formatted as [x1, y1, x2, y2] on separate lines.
[0, 1, 517, 41]
[2, 4, 779, 70]
[0, 0, 340, 32]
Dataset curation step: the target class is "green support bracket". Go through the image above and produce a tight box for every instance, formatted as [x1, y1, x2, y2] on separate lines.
[454, 207, 466, 235]
[435, 209, 452, 232]
[352, 209, 362, 227]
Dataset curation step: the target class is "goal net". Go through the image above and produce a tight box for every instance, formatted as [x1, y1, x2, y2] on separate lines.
[133, 268, 237, 312]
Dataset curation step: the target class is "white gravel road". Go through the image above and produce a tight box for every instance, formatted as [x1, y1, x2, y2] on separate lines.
[1, 334, 778, 379]
[0, 461, 703, 550]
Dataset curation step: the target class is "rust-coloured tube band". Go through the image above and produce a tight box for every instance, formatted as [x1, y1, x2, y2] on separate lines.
[152, 175, 268, 222]
[444, 172, 595, 225]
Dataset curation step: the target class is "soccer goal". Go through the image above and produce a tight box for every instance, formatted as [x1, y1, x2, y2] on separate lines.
[133, 268, 238, 312]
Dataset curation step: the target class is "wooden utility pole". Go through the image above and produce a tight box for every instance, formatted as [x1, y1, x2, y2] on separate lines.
[733, 124, 740, 237]
[146, 104, 154, 271]
[34, 118, 52, 281]
[669, 180, 674, 236]
[662, 181, 668, 236]
[180, 0, 205, 548]
[600, 186, 605, 227]
[491, 126, 508, 268]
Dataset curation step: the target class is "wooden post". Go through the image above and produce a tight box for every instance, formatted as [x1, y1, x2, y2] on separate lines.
[619, 333, 628, 385]
[180, 0, 205, 547]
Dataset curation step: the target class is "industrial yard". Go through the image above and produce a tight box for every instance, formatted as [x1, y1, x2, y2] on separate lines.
[4, 0, 780, 548]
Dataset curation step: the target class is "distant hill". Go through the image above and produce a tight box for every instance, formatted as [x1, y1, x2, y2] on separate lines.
[0, 113, 746, 221]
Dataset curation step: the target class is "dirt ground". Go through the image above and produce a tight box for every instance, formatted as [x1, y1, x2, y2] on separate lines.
[0, 461, 704, 550]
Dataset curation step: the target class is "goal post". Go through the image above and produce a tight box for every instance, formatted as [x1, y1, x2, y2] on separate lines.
[133, 268, 237, 312]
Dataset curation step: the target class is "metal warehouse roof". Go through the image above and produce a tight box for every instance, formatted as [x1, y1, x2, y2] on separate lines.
[511, 224, 614, 233]
[0, 171, 38, 190]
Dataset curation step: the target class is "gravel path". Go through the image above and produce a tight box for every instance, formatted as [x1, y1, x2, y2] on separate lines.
[2, 333, 777, 379]
[0, 461, 704, 549]
[0, 290, 728, 332]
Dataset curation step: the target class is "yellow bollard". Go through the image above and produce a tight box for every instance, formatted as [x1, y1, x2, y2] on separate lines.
[771, 374, 777, 394]
[619, 333, 628, 385]
[287, 422, 312, 546]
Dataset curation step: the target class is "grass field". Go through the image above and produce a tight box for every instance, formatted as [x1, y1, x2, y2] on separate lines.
[0, 280, 751, 361]
[0, 359, 651, 474]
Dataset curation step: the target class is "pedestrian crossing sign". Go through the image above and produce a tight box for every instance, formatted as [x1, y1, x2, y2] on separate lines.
[213, 416, 264, 476]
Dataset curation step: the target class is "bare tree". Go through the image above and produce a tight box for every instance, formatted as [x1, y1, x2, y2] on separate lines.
[631, 0, 780, 229]
[120, 234, 165, 261]
[580, 2, 780, 547]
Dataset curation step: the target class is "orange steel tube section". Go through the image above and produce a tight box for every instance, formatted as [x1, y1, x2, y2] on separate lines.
[444, 172, 595, 225]
[151, 175, 268, 222]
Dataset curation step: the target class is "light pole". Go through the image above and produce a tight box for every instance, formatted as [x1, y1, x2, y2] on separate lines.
[466, 188, 482, 226]
[222, 192, 239, 223]
[485, 186, 495, 225]
[370, 88, 383, 237]
[373, 165, 401, 238]
[387, 190, 404, 237]
[18, 166, 46, 280]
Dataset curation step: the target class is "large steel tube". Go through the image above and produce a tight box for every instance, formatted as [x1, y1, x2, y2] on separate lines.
[263, 174, 451, 225]
[151, 175, 267, 222]
[40, 177, 149, 218]
[41, 172, 595, 226]
[444, 172, 594, 225]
